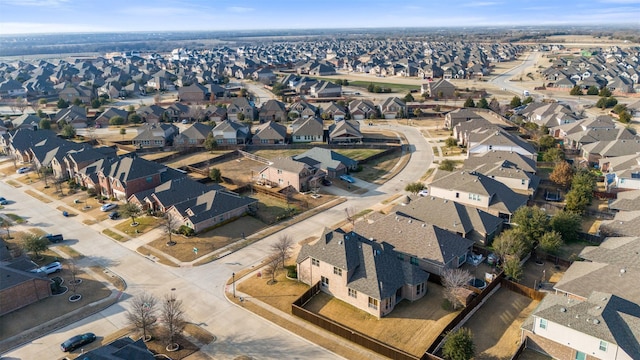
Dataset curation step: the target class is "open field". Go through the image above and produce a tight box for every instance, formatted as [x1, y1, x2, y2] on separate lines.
[464, 288, 539, 360]
[162, 150, 233, 168]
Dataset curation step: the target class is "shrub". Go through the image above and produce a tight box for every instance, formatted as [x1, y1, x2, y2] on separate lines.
[177, 225, 195, 237]
[285, 265, 297, 278]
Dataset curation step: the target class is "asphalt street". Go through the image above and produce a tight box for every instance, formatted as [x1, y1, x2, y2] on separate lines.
[0, 121, 432, 360]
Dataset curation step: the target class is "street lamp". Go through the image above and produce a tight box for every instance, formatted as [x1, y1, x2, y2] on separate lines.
[232, 272, 236, 298]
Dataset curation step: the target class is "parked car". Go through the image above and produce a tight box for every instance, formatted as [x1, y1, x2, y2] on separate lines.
[0, 197, 8, 205]
[108, 211, 120, 220]
[60, 332, 96, 352]
[16, 166, 31, 174]
[418, 189, 429, 197]
[30, 261, 62, 275]
[339, 174, 355, 183]
[321, 178, 332, 186]
[42, 234, 64, 243]
[100, 203, 117, 212]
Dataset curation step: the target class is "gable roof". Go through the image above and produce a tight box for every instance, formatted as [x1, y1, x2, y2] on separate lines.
[608, 190, 640, 212]
[297, 229, 429, 299]
[253, 120, 287, 140]
[293, 147, 357, 171]
[172, 189, 257, 223]
[355, 213, 474, 268]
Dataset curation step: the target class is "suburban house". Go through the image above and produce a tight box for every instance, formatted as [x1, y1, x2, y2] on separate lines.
[463, 151, 538, 175]
[132, 123, 177, 149]
[5, 128, 59, 163]
[355, 213, 475, 276]
[288, 101, 317, 120]
[257, 156, 317, 192]
[467, 129, 538, 161]
[296, 228, 430, 318]
[177, 83, 208, 103]
[54, 105, 88, 128]
[322, 102, 347, 121]
[212, 120, 251, 145]
[453, 118, 501, 147]
[83, 155, 182, 200]
[391, 196, 504, 245]
[378, 97, 406, 119]
[328, 120, 363, 144]
[136, 104, 166, 125]
[58, 84, 93, 104]
[63, 146, 117, 180]
[421, 79, 455, 98]
[348, 100, 377, 120]
[205, 106, 227, 122]
[549, 115, 617, 140]
[30, 137, 86, 178]
[0, 78, 27, 98]
[95, 107, 128, 128]
[462, 156, 540, 196]
[258, 99, 287, 123]
[608, 189, 640, 212]
[292, 147, 358, 178]
[11, 114, 41, 130]
[444, 108, 485, 129]
[129, 177, 223, 214]
[173, 122, 213, 148]
[309, 80, 342, 98]
[428, 170, 529, 221]
[164, 103, 192, 122]
[522, 291, 640, 360]
[227, 97, 255, 121]
[166, 189, 258, 233]
[291, 116, 324, 143]
[581, 139, 640, 166]
[252, 121, 287, 145]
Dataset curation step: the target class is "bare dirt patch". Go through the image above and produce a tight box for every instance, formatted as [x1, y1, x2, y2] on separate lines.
[163, 150, 233, 168]
[465, 288, 539, 360]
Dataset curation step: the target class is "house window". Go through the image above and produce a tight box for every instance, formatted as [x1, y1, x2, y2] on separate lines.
[468, 193, 480, 201]
[368, 297, 378, 310]
[489, 145, 493, 150]
[521, 179, 526, 185]
[311, 258, 319, 267]
[458, 253, 466, 265]
[333, 267, 342, 276]
[321, 276, 329, 287]
[348, 288, 357, 298]
[416, 283, 423, 295]
[410, 257, 419, 266]
[146, 176, 153, 183]
[599, 340, 607, 351]
[397, 253, 404, 261]
[575, 351, 586, 360]
[277, 169, 282, 174]
[539, 318, 547, 330]
[455, 192, 459, 198]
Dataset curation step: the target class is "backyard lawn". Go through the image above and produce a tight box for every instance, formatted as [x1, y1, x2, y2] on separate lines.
[464, 288, 539, 360]
[300, 285, 457, 356]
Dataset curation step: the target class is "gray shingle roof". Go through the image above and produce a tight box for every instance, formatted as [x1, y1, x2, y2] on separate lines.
[608, 190, 640, 211]
[293, 147, 357, 172]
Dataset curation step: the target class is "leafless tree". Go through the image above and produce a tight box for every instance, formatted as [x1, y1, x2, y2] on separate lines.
[68, 260, 81, 295]
[127, 292, 158, 341]
[29, 99, 40, 112]
[345, 206, 358, 228]
[161, 292, 186, 349]
[441, 268, 473, 310]
[15, 97, 28, 114]
[1, 218, 13, 239]
[271, 234, 294, 269]
[263, 252, 281, 284]
[188, 106, 206, 122]
[163, 212, 181, 246]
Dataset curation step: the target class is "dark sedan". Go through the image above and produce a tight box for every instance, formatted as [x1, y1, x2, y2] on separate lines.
[60, 332, 96, 352]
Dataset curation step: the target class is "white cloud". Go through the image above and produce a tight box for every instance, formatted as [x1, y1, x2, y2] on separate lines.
[227, 6, 254, 13]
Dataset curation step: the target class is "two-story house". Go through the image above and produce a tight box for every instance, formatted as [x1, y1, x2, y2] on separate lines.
[297, 229, 430, 318]
[257, 157, 317, 192]
[291, 116, 324, 143]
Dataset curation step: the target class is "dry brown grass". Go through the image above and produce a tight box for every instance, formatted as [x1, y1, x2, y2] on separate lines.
[0, 268, 111, 341]
[237, 268, 310, 313]
[162, 150, 232, 168]
[304, 286, 457, 356]
[24, 189, 52, 203]
[146, 216, 266, 263]
[136, 245, 179, 267]
[520, 258, 568, 289]
[465, 289, 538, 359]
[114, 215, 160, 237]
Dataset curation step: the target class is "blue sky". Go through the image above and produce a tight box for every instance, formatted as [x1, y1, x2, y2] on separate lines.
[0, 0, 639, 35]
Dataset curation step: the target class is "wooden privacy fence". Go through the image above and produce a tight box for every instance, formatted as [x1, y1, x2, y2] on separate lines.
[500, 278, 547, 301]
[291, 283, 443, 360]
[426, 271, 504, 354]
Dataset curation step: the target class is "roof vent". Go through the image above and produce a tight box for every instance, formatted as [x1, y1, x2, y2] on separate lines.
[620, 268, 626, 276]
[593, 319, 600, 325]
[408, 219, 412, 223]
[560, 307, 567, 312]
[422, 223, 426, 227]
[338, 240, 343, 245]
[595, 306, 601, 310]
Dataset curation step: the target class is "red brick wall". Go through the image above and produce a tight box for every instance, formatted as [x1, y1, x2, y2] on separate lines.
[524, 331, 600, 360]
[0, 279, 52, 316]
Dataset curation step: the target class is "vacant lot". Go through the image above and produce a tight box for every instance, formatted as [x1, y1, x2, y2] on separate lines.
[305, 285, 457, 356]
[162, 150, 233, 168]
[464, 288, 539, 360]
